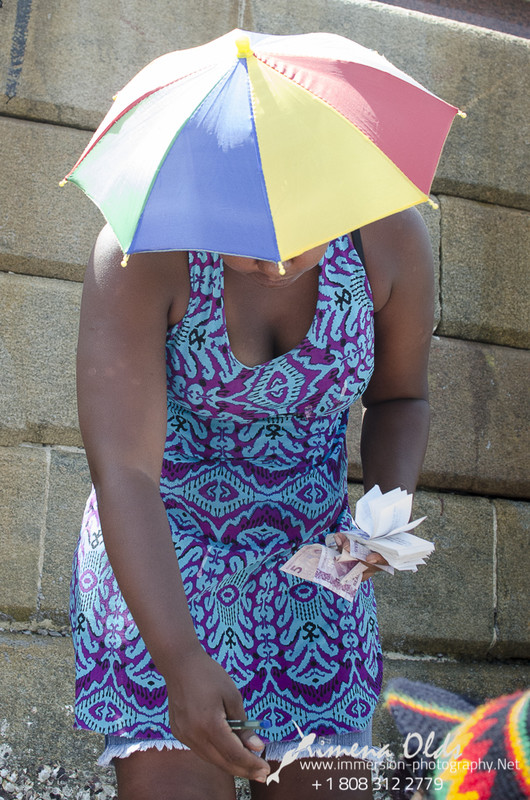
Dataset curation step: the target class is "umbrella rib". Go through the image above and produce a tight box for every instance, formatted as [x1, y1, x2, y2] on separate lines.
[242, 65, 281, 261]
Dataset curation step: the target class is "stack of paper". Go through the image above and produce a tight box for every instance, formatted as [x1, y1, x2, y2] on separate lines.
[335, 485, 434, 571]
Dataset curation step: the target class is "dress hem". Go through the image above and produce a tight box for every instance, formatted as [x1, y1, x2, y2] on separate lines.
[97, 723, 383, 766]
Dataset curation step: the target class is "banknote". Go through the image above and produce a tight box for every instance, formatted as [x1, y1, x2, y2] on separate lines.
[325, 534, 395, 574]
[280, 544, 366, 602]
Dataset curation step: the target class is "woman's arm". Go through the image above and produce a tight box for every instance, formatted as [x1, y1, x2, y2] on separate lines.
[339, 209, 434, 578]
[360, 207, 434, 494]
[77, 226, 269, 782]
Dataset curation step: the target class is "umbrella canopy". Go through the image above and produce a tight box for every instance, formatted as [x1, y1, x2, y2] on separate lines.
[62, 29, 463, 263]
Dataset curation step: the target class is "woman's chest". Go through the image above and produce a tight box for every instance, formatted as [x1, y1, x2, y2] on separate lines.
[165, 243, 375, 420]
[222, 266, 320, 368]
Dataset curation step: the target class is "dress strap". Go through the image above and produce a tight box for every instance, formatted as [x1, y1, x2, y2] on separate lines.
[351, 229, 365, 266]
[188, 250, 221, 298]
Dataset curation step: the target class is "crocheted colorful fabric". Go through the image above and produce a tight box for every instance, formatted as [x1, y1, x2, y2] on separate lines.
[70, 235, 382, 742]
[384, 679, 530, 799]
[385, 678, 476, 747]
[433, 690, 530, 800]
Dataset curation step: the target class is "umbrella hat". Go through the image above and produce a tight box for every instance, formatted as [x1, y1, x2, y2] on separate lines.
[62, 29, 464, 263]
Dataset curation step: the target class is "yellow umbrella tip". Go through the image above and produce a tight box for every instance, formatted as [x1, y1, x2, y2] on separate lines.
[235, 36, 253, 59]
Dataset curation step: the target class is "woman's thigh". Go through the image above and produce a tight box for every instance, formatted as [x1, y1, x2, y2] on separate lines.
[113, 747, 237, 800]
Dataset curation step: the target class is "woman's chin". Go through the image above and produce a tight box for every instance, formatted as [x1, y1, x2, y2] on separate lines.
[250, 272, 298, 288]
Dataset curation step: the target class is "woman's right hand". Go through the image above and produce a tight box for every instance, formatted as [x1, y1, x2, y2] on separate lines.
[164, 647, 270, 783]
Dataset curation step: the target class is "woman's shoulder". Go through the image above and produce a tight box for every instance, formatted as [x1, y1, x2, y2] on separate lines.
[90, 224, 188, 278]
[86, 225, 190, 324]
[360, 207, 433, 313]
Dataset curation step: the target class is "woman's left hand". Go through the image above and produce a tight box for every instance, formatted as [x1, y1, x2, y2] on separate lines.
[333, 532, 389, 581]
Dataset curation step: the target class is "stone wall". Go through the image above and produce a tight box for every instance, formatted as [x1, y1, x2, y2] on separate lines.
[1, 0, 528, 794]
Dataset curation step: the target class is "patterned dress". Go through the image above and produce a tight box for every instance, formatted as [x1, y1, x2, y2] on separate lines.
[70, 234, 383, 743]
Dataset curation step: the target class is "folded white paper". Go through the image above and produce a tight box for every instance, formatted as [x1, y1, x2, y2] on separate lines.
[280, 486, 434, 602]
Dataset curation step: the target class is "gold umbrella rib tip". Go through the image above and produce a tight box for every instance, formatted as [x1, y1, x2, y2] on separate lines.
[235, 36, 253, 59]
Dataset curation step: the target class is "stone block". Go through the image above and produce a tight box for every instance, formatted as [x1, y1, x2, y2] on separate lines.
[492, 499, 530, 659]
[425, 337, 529, 497]
[347, 336, 530, 498]
[373, 655, 530, 754]
[0, 446, 47, 619]
[353, 487, 495, 657]
[40, 448, 92, 624]
[0, 633, 101, 771]
[0, 0, 241, 129]
[438, 197, 530, 349]
[0, 272, 82, 447]
[0, 117, 103, 281]
[1, 2, 528, 210]
[345, 402, 364, 484]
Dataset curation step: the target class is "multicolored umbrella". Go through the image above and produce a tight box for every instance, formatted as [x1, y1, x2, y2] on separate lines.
[62, 29, 464, 265]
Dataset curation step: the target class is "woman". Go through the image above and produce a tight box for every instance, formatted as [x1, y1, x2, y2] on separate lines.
[71, 205, 433, 799]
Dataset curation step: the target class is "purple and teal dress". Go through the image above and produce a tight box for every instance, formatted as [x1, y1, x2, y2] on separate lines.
[70, 234, 383, 744]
